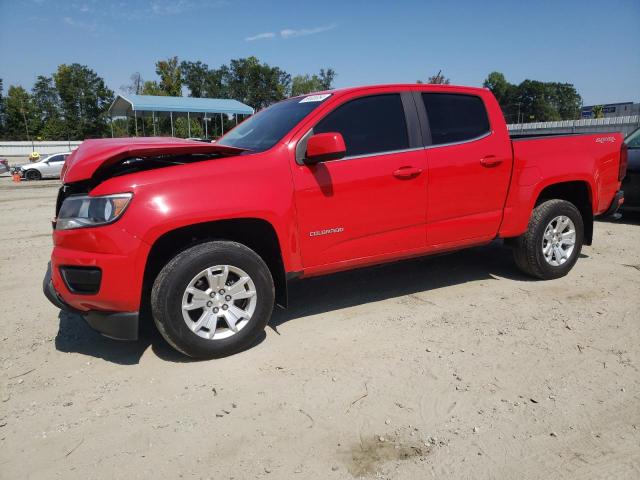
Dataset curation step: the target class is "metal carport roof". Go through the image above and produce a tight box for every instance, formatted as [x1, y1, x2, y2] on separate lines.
[109, 94, 254, 117]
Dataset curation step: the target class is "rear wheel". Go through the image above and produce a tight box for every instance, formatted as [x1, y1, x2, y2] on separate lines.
[513, 199, 584, 279]
[25, 169, 41, 181]
[151, 241, 274, 358]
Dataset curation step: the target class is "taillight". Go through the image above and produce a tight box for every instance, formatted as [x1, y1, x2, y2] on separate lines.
[619, 143, 628, 181]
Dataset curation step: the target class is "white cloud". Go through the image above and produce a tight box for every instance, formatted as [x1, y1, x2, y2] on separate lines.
[150, 0, 192, 15]
[245, 24, 337, 42]
[245, 32, 276, 42]
[62, 16, 97, 31]
[280, 24, 336, 39]
[150, 0, 228, 16]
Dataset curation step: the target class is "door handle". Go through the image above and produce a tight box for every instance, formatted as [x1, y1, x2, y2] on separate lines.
[393, 166, 423, 179]
[480, 155, 503, 167]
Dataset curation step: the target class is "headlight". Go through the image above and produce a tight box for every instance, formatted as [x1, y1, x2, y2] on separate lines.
[56, 193, 132, 230]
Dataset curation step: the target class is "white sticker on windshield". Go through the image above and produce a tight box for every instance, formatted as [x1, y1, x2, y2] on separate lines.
[299, 93, 331, 103]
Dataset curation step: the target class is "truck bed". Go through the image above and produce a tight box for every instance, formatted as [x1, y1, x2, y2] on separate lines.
[508, 132, 623, 215]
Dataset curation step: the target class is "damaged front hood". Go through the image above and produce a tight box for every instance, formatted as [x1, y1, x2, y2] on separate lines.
[62, 137, 245, 183]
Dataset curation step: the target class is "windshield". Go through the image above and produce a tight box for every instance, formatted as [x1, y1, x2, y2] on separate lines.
[217, 94, 331, 152]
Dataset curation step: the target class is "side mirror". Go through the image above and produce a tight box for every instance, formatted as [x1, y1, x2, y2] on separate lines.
[304, 132, 346, 165]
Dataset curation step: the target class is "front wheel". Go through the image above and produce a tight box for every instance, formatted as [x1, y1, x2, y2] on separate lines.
[24, 169, 41, 181]
[512, 199, 584, 279]
[151, 241, 274, 358]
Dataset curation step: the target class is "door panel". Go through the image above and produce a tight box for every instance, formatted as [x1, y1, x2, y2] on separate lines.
[425, 135, 512, 245]
[419, 93, 512, 246]
[40, 155, 61, 177]
[291, 92, 427, 268]
[49, 159, 66, 177]
[38, 162, 53, 177]
[293, 149, 427, 267]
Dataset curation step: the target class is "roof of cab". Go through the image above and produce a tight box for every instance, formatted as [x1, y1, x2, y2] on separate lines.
[293, 83, 488, 100]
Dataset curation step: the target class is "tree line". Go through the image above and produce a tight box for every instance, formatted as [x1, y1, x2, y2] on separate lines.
[0, 66, 113, 142]
[417, 70, 583, 123]
[0, 61, 584, 141]
[0, 57, 337, 141]
[483, 71, 582, 123]
[126, 56, 336, 110]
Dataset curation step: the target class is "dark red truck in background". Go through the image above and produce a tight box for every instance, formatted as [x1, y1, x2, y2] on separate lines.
[43, 84, 627, 358]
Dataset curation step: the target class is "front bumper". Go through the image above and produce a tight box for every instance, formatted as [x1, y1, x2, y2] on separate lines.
[43, 263, 139, 340]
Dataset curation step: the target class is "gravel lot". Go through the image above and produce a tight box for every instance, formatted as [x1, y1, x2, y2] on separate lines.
[1, 178, 639, 479]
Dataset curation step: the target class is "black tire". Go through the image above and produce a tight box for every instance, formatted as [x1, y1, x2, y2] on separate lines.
[151, 241, 274, 358]
[25, 169, 41, 181]
[512, 199, 584, 280]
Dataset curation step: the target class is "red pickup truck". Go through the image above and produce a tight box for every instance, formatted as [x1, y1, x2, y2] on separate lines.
[43, 84, 627, 358]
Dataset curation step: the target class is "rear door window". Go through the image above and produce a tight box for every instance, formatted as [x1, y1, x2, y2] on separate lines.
[314, 94, 409, 157]
[422, 93, 490, 145]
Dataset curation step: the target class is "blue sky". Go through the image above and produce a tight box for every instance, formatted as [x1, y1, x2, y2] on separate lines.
[1, 0, 639, 105]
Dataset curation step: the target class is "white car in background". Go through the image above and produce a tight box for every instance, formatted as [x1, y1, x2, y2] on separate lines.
[19, 152, 71, 180]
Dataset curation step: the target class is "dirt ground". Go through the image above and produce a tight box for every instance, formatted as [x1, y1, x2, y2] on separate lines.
[0, 177, 638, 480]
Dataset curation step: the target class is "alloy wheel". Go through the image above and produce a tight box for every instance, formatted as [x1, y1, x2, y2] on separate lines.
[541, 215, 576, 266]
[181, 265, 257, 340]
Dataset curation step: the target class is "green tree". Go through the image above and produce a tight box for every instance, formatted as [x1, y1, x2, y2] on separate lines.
[418, 70, 450, 84]
[180, 61, 210, 97]
[141, 80, 165, 96]
[291, 74, 323, 96]
[592, 105, 604, 119]
[483, 72, 514, 105]
[483, 72, 582, 123]
[174, 116, 203, 138]
[291, 68, 336, 96]
[223, 56, 291, 110]
[319, 68, 336, 90]
[547, 82, 582, 120]
[516, 79, 560, 122]
[180, 61, 228, 98]
[54, 63, 114, 139]
[156, 56, 182, 96]
[200, 68, 227, 98]
[3, 85, 39, 140]
[427, 70, 450, 84]
[32, 75, 65, 139]
[483, 71, 521, 122]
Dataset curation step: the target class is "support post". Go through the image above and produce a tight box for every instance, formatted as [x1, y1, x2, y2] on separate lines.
[170, 112, 174, 136]
[187, 111, 191, 138]
[152, 111, 156, 136]
[134, 111, 138, 136]
[221, 113, 224, 135]
[110, 115, 114, 138]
